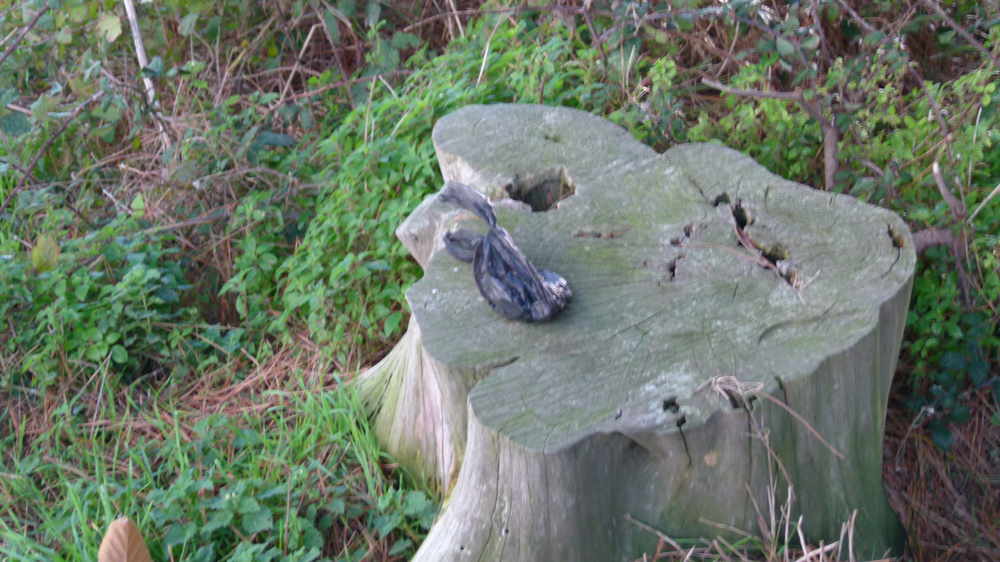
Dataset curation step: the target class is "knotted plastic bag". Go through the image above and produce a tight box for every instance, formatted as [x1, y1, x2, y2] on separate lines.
[439, 182, 572, 322]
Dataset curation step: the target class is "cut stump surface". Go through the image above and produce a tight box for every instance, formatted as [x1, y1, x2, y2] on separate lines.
[359, 104, 913, 561]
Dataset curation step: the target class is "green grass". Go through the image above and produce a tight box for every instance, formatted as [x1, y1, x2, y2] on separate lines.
[0, 365, 434, 561]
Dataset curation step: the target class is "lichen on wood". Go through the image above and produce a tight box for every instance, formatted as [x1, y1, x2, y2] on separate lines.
[358, 104, 913, 560]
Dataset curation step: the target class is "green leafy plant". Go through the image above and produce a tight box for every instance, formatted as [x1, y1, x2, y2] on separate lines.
[0, 216, 235, 391]
[0, 384, 436, 560]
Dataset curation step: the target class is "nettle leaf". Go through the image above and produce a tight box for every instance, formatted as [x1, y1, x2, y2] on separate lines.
[202, 509, 234, 535]
[241, 508, 273, 535]
[255, 131, 296, 147]
[162, 521, 197, 548]
[96, 12, 122, 43]
[237, 496, 261, 514]
[390, 32, 420, 50]
[372, 513, 401, 537]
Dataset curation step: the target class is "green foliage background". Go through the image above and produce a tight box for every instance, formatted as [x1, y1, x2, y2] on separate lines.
[0, 0, 997, 559]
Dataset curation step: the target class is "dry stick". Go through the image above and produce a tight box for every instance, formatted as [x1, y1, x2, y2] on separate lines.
[4, 103, 30, 115]
[834, 0, 877, 34]
[713, 14, 742, 78]
[315, 0, 353, 89]
[919, 0, 999, 65]
[274, 23, 321, 109]
[912, 71, 954, 147]
[809, 0, 830, 64]
[283, 69, 412, 103]
[968, 182, 1000, 223]
[0, 91, 105, 213]
[932, 160, 967, 220]
[624, 513, 688, 554]
[931, 161, 975, 305]
[121, 0, 170, 149]
[0, 5, 50, 69]
[446, 0, 465, 38]
[755, 390, 846, 460]
[476, 17, 505, 86]
[701, 78, 838, 190]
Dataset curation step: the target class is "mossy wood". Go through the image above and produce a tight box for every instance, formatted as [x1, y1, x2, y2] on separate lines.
[358, 104, 912, 560]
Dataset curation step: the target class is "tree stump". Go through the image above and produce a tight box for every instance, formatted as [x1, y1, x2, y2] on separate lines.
[358, 104, 912, 560]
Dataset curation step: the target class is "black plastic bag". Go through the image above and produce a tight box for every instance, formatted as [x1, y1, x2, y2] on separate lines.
[439, 182, 572, 322]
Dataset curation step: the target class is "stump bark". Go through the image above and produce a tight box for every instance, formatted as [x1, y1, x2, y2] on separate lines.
[358, 104, 912, 560]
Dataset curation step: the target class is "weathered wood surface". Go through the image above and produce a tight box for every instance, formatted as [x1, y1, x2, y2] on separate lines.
[358, 104, 913, 560]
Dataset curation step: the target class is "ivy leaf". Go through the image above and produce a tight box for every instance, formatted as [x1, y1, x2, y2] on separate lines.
[96, 12, 122, 43]
[938, 351, 965, 371]
[142, 57, 164, 78]
[929, 420, 954, 450]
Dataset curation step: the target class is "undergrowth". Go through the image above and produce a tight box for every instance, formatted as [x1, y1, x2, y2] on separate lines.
[0, 0, 997, 560]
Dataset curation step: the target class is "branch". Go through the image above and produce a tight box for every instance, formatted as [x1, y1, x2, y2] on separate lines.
[701, 78, 803, 102]
[121, 0, 170, 149]
[834, 0, 877, 34]
[912, 227, 956, 254]
[919, 0, 998, 66]
[283, 69, 412, 103]
[911, 226, 973, 306]
[0, 91, 106, 213]
[968, 182, 1000, 224]
[0, 6, 50, 70]
[702, 78, 839, 190]
[932, 160, 967, 221]
[911, 70, 954, 145]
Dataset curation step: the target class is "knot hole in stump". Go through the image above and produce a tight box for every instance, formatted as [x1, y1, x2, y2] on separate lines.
[505, 167, 575, 212]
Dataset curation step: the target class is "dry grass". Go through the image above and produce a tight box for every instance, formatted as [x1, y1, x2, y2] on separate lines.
[883, 385, 1000, 561]
[627, 373, 999, 561]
